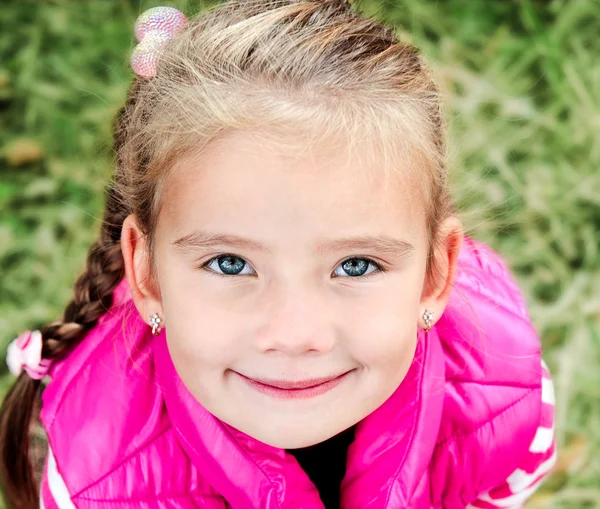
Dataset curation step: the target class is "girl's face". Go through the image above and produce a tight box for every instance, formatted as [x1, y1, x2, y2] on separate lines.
[127, 130, 447, 449]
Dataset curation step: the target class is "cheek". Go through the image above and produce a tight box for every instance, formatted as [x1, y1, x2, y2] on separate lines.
[350, 308, 418, 368]
[158, 269, 242, 370]
[347, 275, 422, 372]
[351, 297, 419, 405]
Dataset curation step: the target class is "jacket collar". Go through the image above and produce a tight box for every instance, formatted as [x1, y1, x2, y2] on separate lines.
[155, 329, 445, 509]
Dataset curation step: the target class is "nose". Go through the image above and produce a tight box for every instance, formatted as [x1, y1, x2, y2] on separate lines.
[253, 287, 335, 356]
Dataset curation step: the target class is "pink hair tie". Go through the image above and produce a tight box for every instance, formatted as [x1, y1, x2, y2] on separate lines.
[6, 330, 51, 380]
[130, 6, 188, 78]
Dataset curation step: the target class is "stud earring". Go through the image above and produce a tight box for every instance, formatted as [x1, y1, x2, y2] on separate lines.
[422, 310, 435, 333]
[149, 313, 163, 336]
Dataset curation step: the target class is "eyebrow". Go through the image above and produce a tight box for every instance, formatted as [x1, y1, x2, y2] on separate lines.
[172, 230, 415, 258]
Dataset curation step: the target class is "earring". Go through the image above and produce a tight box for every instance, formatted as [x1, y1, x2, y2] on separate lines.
[422, 310, 435, 333]
[149, 313, 163, 336]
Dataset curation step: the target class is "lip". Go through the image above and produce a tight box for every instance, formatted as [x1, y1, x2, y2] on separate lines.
[235, 370, 352, 399]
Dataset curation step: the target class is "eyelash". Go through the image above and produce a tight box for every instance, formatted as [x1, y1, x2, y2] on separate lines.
[198, 254, 387, 280]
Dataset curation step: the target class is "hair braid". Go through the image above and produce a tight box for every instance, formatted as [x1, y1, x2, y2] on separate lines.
[0, 99, 134, 507]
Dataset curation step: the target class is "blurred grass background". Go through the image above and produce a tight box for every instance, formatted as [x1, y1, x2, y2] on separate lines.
[1, 0, 599, 507]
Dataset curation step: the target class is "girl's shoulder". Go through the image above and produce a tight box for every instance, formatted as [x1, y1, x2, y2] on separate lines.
[428, 236, 552, 505]
[39, 279, 169, 498]
[41, 279, 155, 428]
[439, 234, 542, 390]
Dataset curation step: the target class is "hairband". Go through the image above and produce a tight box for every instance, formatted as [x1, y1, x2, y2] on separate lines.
[6, 330, 51, 380]
[130, 6, 188, 78]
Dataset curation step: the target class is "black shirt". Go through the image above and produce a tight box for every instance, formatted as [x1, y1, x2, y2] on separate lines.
[286, 425, 356, 509]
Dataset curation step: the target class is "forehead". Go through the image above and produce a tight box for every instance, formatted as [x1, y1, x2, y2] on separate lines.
[160, 129, 425, 236]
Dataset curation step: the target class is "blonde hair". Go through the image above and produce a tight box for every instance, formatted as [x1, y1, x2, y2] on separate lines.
[0, 1, 454, 507]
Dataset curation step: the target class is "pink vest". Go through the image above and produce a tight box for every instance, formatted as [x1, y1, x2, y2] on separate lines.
[39, 237, 544, 508]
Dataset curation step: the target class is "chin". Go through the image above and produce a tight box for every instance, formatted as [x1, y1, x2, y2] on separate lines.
[242, 421, 350, 449]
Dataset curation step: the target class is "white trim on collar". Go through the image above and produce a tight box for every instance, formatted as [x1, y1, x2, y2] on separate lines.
[45, 445, 76, 509]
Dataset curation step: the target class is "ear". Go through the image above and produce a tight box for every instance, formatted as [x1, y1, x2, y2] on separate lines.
[121, 214, 163, 325]
[419, 215, 464, 329]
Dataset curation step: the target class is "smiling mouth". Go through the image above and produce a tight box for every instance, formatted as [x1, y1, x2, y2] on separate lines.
[234, 370, 353, 399]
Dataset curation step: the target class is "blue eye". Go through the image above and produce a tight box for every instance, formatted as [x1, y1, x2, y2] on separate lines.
[333, 258, 382, 278]
[200, 255, 385, 279]
[203, 255, 255, 276]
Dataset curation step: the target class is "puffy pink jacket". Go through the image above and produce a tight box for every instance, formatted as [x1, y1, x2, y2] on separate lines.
[38, 237, 556, 508]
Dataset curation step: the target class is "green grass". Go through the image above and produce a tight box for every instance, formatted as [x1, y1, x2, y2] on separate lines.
[1, 0, 599, 507]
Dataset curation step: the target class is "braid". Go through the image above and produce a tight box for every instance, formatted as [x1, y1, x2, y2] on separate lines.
[0, 98, 133, 507]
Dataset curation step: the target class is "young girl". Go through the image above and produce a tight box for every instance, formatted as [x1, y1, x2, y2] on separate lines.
[0, 1, 556, 508]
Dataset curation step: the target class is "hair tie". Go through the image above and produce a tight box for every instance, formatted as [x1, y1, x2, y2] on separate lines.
[6, 330, 51, 380]
[130, 6, 188, 78]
